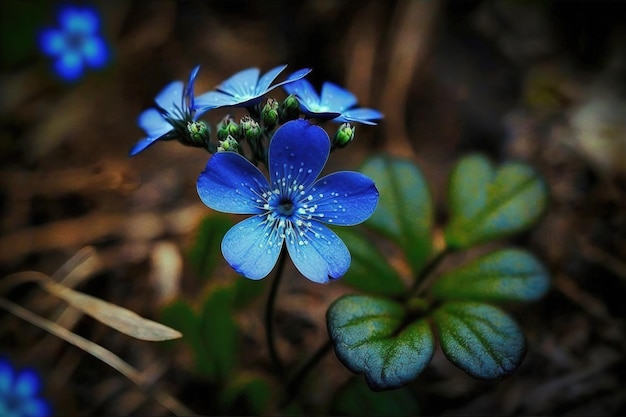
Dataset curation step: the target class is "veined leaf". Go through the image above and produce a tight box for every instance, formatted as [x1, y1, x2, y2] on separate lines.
[327, 294, 434, 390]
[433, 301, 525, 380]
[444, 154, 548, 249]
[360, 156, 434, 274]
[432, 248, 550, 302]
[334, 228, 406, 296]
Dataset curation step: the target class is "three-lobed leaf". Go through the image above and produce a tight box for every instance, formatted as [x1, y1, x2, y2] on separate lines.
[327, 294, 434, 391]
[360, 156, 434, 274]
[432, 301, 525, 380]
[444, 154, 548, 249]
[432, 248, 550, 302]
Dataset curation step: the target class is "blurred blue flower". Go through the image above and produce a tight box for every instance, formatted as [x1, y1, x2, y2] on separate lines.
[0, 358, 51, 417]
[38, 5, 108, 81]
[193, 65, 311, 112]
[130, 66, 208, 156]
[283, 79, 383, 125]
[197, 119, 379, 283]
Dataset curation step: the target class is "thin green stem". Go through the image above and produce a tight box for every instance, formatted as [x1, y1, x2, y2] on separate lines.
[285, 339, 333, 402]
[265, 246, 288, 378]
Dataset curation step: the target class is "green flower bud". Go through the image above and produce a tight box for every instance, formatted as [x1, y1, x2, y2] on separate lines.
[186, 120, 210, 147]
[333, 122, 355, 148]
[279, 94, 300, 123]
[240, 115, 262, 142]
[261, 98, 279, 130]
[217, 135, 240, 153]
[217, 116, 240, 141]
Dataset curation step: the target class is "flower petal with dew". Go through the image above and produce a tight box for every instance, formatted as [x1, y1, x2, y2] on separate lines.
[193, 65, 311, 112]
[38, 5, 108, 82]
[130, 66, 207, 156]
[283, 79, 383, 125]
[197, 119, 379, 283]
[0, 358, 51, 417]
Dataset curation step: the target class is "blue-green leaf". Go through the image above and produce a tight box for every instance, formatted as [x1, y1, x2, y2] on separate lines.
[431, 248, 550, 302]
[334, 228, 406, 296]
[327, 295, 435, 390]
[360, 156, 434, 274]
[188, 214, 235, 280]
[444, 154, 548, 249]
[433, 301, 525, 379]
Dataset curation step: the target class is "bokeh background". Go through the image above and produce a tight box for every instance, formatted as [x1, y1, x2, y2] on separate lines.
[1, 0, 625, 415]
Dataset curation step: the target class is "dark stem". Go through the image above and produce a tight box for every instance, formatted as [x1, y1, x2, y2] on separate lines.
[265, 246, 288, 378]
[285, 339, 333, 403]
[410, 248, 451, 296]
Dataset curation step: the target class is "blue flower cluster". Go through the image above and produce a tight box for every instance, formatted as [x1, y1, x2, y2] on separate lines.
[132, 65, 382, 283]
[0, 358, 51, 417]
[38, 5, 108, 82]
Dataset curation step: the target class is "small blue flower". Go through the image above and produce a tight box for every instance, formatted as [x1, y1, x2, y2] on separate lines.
[197, 119, 379, 283]
[193, 65, 311, 112]
[283, 79, 383, 125]
[38, 5, 108, 81]
[130, 66, 207, 156]
[0, 358, 51, 417]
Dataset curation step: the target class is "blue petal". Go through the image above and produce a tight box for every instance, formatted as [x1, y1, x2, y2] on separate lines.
[286, 221, 350, 283]
[60, 6, 99, 34]
[129, 136, 161, 156]
[154, 81, 184, 115]
[18, 398, 51, 417]
[309, 172, 379, 225]
[185, 65, 200, 109]
[320, 82, 357, 112]
[15, 369, 41, 398]
[255, 64, 287, 94]
[81, 36, 108, 68]
[217, 67, 259, 98]
[337, 108, 384, 125]
[54, 52, 83, 81]
[193, 90, 245, 111]
[283, 79, 320, 107]
[222, 216, 283, 280]
[278, 67, 313, 88]
[137, 108, 171, 139]
[0, 359, 13, 394]
[38, 29, 66, 56]
[197, 152, 269, 214]
[268, 120, 330, 189]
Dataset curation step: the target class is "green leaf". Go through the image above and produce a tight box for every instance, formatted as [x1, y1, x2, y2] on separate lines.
[188, 214, 235, 280]
[331, 377, 420, 416]
[160, 299, 214, 376]
[327, 295, 435, 390]
[199, 284, 239, 380]
[221, 372, 274, 415]
[444, 154, 548, 249]
[334, 228, 406, 296]
[431, 248, 550, 302]
[360, 156, 434, 274]
[433, 301, 525, 380]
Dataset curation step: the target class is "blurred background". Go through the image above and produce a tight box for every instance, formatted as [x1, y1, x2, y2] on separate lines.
[1, 0, 625, 415]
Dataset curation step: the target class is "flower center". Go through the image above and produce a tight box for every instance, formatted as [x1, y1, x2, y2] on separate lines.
[276, 198, 295, 217]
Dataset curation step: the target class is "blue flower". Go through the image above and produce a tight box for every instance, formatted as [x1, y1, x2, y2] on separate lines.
[193, 65, 311, 112]
[283, 79, 383, 125]
[38, 5, 108, 81]
[197, 119, 379, 283]
[0, 358, 51, 417]
[130, 66, 208, 156]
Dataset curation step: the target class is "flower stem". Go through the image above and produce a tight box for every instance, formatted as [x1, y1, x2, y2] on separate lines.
[265, 246, 288, 378]
[285, 339, 333, 401]
[410, 248, 451, 296]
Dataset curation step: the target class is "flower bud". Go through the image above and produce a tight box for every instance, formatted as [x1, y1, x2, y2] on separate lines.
[240, 115, 262, 142]
[217, 135, 240, 153]
[186, 120, 210, 147]
[333, 123, 355, 148]
[261, 98, 279, 130]
[217, 115, 240, 141]
[279, 94, 300, 123]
